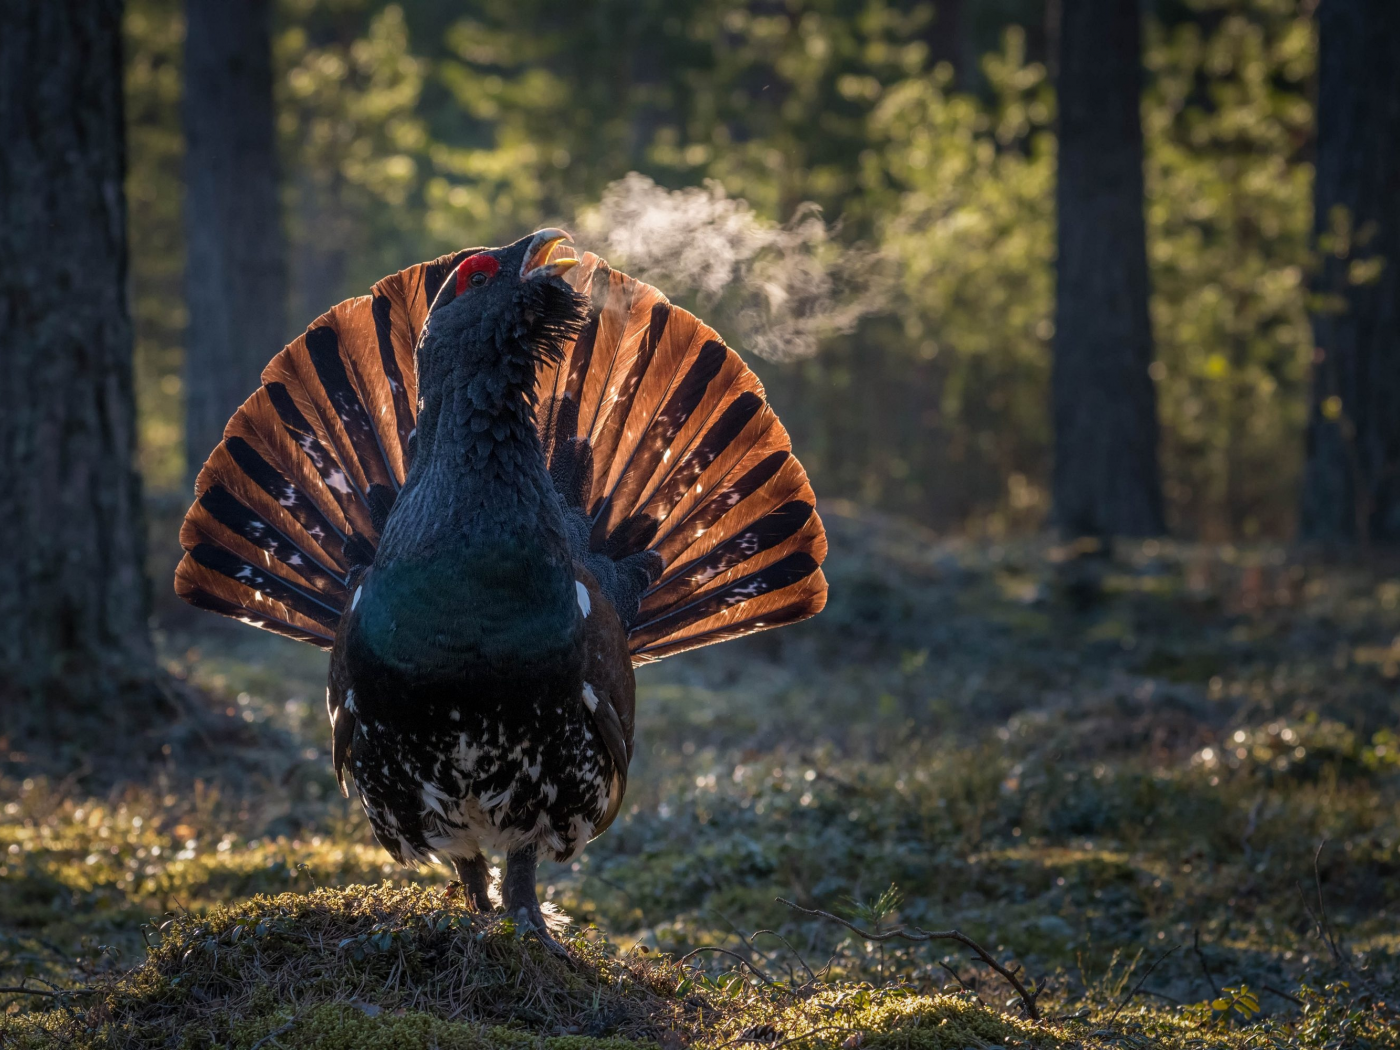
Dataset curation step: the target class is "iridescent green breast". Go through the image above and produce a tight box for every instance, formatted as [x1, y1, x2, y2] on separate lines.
[347, 539, 580, 682]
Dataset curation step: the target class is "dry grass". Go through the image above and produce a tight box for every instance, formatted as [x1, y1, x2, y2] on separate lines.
[51, 884, 695, 1047]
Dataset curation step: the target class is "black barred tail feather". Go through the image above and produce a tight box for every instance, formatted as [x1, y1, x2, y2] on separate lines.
[533, 254, 827, 661]
[176, 249, 827, 661]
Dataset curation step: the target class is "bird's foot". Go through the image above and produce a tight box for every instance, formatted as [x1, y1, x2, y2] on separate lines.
[506, 902, 569, 957]
[452, 855, 494, 913]
[502, 843, 569, 957]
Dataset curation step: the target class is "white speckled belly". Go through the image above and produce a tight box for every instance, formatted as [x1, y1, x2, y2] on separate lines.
[349, 687, 618, 866]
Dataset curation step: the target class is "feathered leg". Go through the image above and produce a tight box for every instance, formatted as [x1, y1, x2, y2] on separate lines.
[502, 843, 565, 954]
[453, 854, 492, 912]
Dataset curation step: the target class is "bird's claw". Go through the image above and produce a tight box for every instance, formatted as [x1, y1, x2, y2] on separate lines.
[509, 905, 569, 957]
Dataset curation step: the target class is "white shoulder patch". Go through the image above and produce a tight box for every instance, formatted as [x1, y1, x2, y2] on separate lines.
[575, 580, 591, 617]
[352, 585, 362, 611]
[581, 682, 600, 713]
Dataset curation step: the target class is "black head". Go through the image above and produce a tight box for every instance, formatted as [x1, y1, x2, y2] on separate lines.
[417, 229, 590, 387]
[406, 229, 591, 480]
[356, 234, 592, 671]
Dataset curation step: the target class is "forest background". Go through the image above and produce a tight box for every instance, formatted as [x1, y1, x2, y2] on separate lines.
[129, 0, 1322, 544]
[4, 1, 1399, 1047]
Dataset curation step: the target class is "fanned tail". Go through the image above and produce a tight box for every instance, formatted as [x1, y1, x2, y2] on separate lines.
[174, 253, 474, 648]
[536, 254, 827, 662]
[175, 248, 827, 661]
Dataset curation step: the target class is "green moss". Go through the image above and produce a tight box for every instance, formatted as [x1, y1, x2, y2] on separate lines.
[0, 1006, 652, 1050]
[713, 988, 1049, 1050]
[229, 1006, 647, 1050]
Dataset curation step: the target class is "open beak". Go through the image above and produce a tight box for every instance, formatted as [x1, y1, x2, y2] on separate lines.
[521, 228, 579, 280]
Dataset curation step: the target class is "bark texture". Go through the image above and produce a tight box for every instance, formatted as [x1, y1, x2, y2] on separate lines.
[183, 0, 286, 485]
[0, 0, 158, 711]
[1050, 0, 1165, 537]
[1300, 0, 1400, 545]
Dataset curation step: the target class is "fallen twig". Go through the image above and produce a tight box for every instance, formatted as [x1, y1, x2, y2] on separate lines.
[777, 897, 1041, 1020]
[1107, 945, 1180, 1025]
[0, 977, 97, 1002]
[1240, 796, 1263, 862]
[1310, 839, 1344, 963]
[1131, 987, 1182, 1005]
[678, 946, 789, 994]
[749, 929, 818, 984]
[934, 958, 973, 994]
[713, 1025, 859, 1050]
[248, 1020, 296, 1050]
[1192, 929, 1218, 999]
[1296, 839, 1395, 1016]
[1262, 984, 1304, 1006]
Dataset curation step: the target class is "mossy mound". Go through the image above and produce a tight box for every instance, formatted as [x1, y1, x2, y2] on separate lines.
[0, 884, 1072, 1050]
[0, 1005, 645, 1050]
[4, 884, 691, 1048]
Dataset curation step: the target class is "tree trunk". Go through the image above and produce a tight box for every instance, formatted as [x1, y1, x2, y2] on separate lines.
[183, 0, 286, 485]
[0, 0, 161, 721]
[1050, 0, 1165, 537]
[1299, 0, 1400, 546]
[291, 166, 350, 331]
[921, 0, 965, 76]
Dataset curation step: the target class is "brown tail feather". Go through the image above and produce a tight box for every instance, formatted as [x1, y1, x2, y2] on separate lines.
[175, 247, 826, 660]
[628, 562, 828, 662]
[174, 548, 338, 647]
[539, 254, 827, 660]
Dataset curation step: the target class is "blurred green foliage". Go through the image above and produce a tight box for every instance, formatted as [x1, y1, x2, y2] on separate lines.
[124, 0, 1316, 540]
[1145, 2, 1315, 541]
[125, 0, 186, 492]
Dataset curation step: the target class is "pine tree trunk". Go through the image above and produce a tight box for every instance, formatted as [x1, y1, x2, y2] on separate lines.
[182, 0, 286, 486]
[920, 0, 965, 76]
[1050, 0, 1165, 537]
[291, 167, 350, 332]
[0, 0, 161, 721]
[1300, 0, 1400, 546]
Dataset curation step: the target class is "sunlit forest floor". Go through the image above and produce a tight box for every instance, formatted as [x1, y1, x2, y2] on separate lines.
[3, 503, 1397, 1048]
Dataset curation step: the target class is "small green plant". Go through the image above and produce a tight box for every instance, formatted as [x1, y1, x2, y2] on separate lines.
[1211, 984, 1262, 1021]
[841, 885, 904, 983]
[844, 884, 904, 933]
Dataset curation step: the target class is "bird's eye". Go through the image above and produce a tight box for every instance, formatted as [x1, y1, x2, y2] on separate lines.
[455, 253, 500, 295]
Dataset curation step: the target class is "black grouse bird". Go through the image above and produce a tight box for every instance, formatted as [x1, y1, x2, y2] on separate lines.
[175, 230, 828, 949]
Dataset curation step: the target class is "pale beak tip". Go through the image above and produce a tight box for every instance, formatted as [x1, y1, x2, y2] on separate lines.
[522, 232, 580, 279]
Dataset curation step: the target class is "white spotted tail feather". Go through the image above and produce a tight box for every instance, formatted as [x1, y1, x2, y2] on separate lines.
[175, 248, 828, 661]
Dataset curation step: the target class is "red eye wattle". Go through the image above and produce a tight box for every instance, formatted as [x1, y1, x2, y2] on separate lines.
[455, 253, 500, 295]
